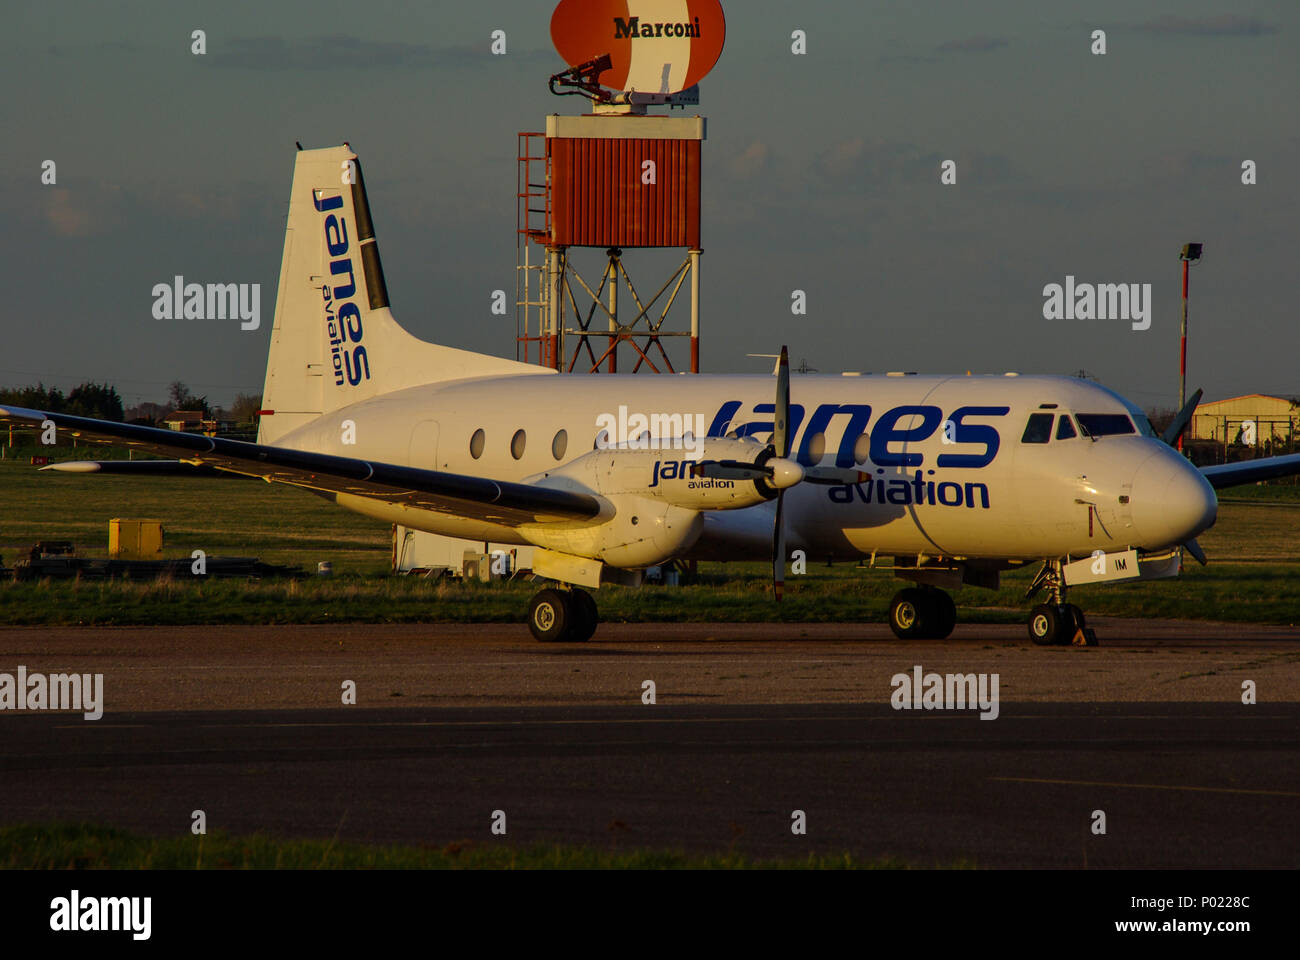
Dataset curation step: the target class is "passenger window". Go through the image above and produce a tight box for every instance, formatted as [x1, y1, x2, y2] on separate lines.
[1056, 415, 1077, 440]
[1021, 413, 1053, 444]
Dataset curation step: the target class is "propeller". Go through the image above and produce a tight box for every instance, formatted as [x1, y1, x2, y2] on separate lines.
[1161, 388, 1202, 447]
[692, 345, 843, 600]
[772, 346, 790, 601]
[803, 465, 870, 485]
[1158, 387, 1209, 565]
[692, 458, 803, 486]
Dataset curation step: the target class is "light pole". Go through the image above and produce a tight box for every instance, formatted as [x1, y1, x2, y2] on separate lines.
[1177, 242, 1203, 452]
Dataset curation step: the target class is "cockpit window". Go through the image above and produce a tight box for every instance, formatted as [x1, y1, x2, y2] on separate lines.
[1021, 413, 1053, 444]
[1131, 412, 1158, 437]
[1056, 415, 1077, 440]
[1075, 414, 1136, 437]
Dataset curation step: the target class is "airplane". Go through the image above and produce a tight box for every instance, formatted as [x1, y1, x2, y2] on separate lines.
[5, 144, 1299, 646]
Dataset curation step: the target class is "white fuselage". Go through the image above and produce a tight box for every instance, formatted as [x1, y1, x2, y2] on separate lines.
[273, 371, 1218, 565]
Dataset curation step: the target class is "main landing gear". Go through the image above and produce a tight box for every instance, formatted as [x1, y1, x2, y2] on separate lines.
[888, 586, 957, 640]
[527, 587, 599, 643]
[1025, 559, 1098, 646]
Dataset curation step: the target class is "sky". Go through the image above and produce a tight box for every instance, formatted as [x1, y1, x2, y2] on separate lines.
[3, 0, 1297, 412]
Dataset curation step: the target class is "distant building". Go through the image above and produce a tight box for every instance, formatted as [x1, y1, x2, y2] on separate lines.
[1191, 394, 1298, 447]
[160, 410, 240, 437]
[163, 410, 205, 431]
[203, 419, 238, 436]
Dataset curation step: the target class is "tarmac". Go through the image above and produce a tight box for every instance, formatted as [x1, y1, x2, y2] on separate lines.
[1, 619, 1296, 866]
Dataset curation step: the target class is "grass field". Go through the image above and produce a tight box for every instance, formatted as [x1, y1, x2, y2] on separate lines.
[2, 456, 1298, 626]
[0, 823, 924, 870]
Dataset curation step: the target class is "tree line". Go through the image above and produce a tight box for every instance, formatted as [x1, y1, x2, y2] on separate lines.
[0, 381, 262, 427]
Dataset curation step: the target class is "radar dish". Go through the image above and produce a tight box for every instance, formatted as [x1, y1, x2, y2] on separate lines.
[551, 0, 726, 96]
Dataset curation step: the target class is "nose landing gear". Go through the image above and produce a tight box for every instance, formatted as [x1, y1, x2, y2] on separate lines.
[1025, 560, 1098, 646]
[1028, 602, 1091, 645]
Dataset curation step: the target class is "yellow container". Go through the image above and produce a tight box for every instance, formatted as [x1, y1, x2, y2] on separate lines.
[109, 518, 164, 560]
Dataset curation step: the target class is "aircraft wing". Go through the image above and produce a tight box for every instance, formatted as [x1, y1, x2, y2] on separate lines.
[0, 405, 603, 526]
[1199, 453, 1300, 489]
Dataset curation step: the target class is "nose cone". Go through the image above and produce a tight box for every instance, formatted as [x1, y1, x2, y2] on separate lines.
[768, 458, 805, 490]
[1130, 448, 1217, 548]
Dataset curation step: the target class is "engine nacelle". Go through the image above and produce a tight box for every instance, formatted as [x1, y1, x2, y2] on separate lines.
[523, 493, 702, 568]
[537, 437, 777, 510]
[518, 438, 777, 567]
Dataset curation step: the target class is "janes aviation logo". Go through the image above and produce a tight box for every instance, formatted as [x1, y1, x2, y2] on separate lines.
[315, 190, 371, 388]
[706, 401, 1009, 470]
[830, 468, 990, 509]
[0, 666, 103, 720]
[614, 16, 702, 38]
[50, 891, 151, 940]
[649, 458, 734, 489]
[891, 664, 1000, 720]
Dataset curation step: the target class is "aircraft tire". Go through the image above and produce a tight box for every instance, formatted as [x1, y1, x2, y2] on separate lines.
[569, 588, 598, 642]
[1028, 603, 1067, 645]
[931, 589, 957, 639]
[1065, 604, 1086, 634]
[528, 589, 571, 642]
[889, 589, 933, 639]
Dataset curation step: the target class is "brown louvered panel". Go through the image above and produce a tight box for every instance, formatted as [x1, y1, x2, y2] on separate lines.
[686, 140, 701, 248]
[549, 137, 700, 248]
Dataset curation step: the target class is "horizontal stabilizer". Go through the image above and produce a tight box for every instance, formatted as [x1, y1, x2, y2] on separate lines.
[42, 460, 227, 476]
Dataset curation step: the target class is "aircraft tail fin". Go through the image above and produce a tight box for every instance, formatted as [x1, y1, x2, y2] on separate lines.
[258, 144, 545, 445]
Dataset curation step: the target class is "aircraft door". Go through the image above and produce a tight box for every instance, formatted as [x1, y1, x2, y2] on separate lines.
[408, 419, 440, 470]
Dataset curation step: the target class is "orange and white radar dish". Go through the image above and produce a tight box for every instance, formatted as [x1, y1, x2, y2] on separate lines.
[551, 0, 726, 95]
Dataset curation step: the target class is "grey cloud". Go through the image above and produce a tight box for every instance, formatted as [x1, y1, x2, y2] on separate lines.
[727, 142, 771, 180]
[205, 35, 559, 71]
[936, 36, 1008, 53]
[877, 54, 937, 65]
[810, 139, 1025, 192]
[1135, 15, 1278, 37]
[209, 35, 433, 69]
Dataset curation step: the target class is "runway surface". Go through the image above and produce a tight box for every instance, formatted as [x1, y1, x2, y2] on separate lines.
[2, 618, 1297, 710]
[1, 620, 1297, 866]
[2, 703, 1296, 867]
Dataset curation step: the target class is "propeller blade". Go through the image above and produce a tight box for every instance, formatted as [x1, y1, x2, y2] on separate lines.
[693, 457, 803, 487]
[773, 491, 785, 602]
[1161, 388, 1203, 447]
[1183, 538, 1208, 566]
[803, 466, 870, 485]
[772, 345, 792, 602]
[774, 346, 790, 459]
[692, 459, 769, 481]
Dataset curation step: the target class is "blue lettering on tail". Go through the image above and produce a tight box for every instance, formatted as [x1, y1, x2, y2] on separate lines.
[316, 189, 371, 387]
